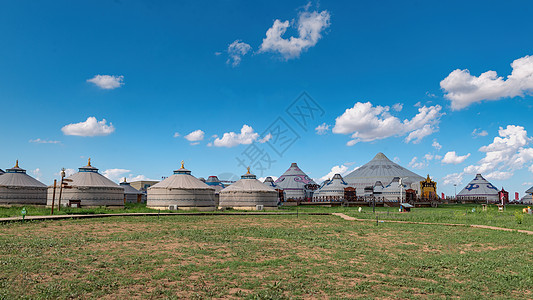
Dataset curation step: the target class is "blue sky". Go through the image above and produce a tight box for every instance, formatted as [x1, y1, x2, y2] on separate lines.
[2, 0, 533, 197]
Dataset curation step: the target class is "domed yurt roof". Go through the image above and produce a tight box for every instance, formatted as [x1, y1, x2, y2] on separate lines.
[120, 178, 142, 195]
[147, 161, 215, 210]
[344, 153, 424, 189]
[0, 160, 47, 188]
[0, 160, 47, 205]
[263, 176, 278, 189]
[525, 185, 533, 194]
[63, 159, 122, 188]
[313, 174, 348, 199]
[274, 163, 316, 199]
[457, 174, 499, 201]
[205, 176, 225, 193]
[219, 168, 278, 209]
[0, 169, 4, 175]
[149, 162, 214, 190]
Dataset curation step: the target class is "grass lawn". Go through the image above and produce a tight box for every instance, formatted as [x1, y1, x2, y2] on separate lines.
[0, 214, 531, 299]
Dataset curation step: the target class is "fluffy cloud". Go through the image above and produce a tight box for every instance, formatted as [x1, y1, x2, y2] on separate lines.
[332, 102, 443, 146]
[31, 168, 42, 180]
[319, 164, 358, 183]
[315, 123, 330, 135]
[103, 168, 130, 182]
[424, 153, 442, 161]
[392, 103, 403, 112]
[87, 75, 124, 89]
[185, 130, 205, 142]
[408, 157, 426, 169]
[173, 132, 180, 138]
[258, 176, 279, 182]
[226, 40, 251, 66]
[29, 138, 60, 144]
[485, 171, 513, 180]
[441, 55, 533, 110]
[464, 125, 533, 178]
[442, 172, 464, 186]
[472, 128, 488, 137]
[259, 9, 330, 60]
[213, 125, 270, 147]
[61, 117, 115, 137]
[442, 151, 471, 164]
[432, 140, 442, 151]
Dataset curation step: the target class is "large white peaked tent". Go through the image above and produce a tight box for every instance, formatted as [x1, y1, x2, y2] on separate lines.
[274, 163, 316, 199]
[219, 168, 278, 210]
[344, 153, 425, 192]
[46, 159, 124, 207]
[147, 161, 216, 210]
[0, 160, 47, 205]
[457, 174, 499, 202]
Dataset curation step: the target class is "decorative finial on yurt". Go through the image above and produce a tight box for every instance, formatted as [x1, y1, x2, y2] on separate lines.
[246, 166, 251, 174]
[181, 160, 184, 169]
[14, 160, 19, 168]
[88, 158, 92, 167]
[123, 177, 127, 183]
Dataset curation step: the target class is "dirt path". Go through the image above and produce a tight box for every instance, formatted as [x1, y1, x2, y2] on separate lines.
[332, 213, 533, 235]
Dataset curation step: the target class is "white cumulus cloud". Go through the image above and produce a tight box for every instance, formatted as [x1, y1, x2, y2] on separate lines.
[408, 157, 426, 169]
[472, 128, 488, 137]
[259, 9, 330, 60]
[103, 168, 131, 182]
[185, 130, 205, 142]
[61, 117, 115, 137]
[227, 40, 252, 67]
[432, 140, 442, 151]
[87, 75, 124, 89]
[213, 125, 267, 148]
[332, 102, 443, 146]
[463, 125, 533, 178]
[315, 123, 330, 135]
[442, 151, 471, 164]
[318, 164, 358, 183]
[29, 138, 61, 144]
[441, 55, 533, 110]
[442, 172, 464, 186]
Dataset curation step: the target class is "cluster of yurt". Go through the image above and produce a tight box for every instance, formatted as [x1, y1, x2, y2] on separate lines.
[456, 174, 499, 203]
[343, 152, 425, 199]
[219, 168, 278, 210]
[46, 159, 124, 208]
[0, 161, 47, 205]
[146, 161, 216, 211]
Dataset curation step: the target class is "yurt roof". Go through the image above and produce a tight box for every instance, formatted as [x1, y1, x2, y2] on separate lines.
[60, 159, 121, 188]
[263, 176, 277, 188]
[525, 185, 533, 194]
[206, 176, 224, 187]
[317, 174, 348, 192]
[344, 153, 425, 187]
[221, 169, 276, 193]
[120, 179, 142, 195]
[0, 160, 46, 188]
[150, 161, 214, 190]
[0, 169, 4, 175]
[274, 163, 316, 190]
[457, 174, 499, 197]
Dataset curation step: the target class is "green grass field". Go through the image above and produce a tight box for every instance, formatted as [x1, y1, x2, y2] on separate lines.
[1, 214, 532, 299]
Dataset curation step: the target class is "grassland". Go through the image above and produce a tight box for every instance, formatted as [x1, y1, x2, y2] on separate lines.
[1, 214, 532, 299]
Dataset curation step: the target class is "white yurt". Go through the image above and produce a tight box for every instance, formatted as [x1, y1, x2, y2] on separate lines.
[274, 163, 317, 200]
[457, 174, 499, 203]
[0, 160, 47, 205]
[313, 173, 349, 202]
[147, 161, 216, 210]
[120, 178, 144, 203]
[219, 168, 278, 210]
[380, 177, 408, 201]
[205, 175, 225, 207]
[46, 159, 124, 208]
[344, 153, 425, 193]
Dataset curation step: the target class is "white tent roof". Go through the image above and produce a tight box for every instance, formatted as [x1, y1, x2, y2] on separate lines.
[120, 179, 142, 195]
[457, 174, 499, 197]
[149, 163, 214, 191]
[222, 170, 276, 193]
[263, 177, 278, 189]
[0, 161, 46, 188]
[205, 176, 225, 193]
[344, 153, 424, 188]
[62, 160, 121, 188]
[274, 163, 316, 190]
[525, 186, 533, 194]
